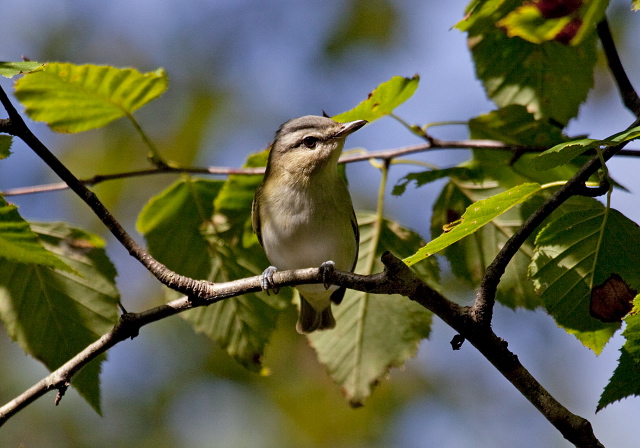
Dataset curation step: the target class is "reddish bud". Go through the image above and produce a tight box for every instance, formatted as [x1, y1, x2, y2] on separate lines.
[535, 0, 582, 19]
[554, 18, 582, 45]
[590, 274, 637, 323]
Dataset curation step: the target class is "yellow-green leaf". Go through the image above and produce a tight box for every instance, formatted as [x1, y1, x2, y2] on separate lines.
[405, 183, 542, 266]
[0, 61, 45, 78]
[14, 63, 168, 133]
[333, 75, 419, 123]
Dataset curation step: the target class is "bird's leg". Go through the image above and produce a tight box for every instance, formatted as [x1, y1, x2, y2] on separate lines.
[260, 265, 280, 295]
[319, 260, 336, 290]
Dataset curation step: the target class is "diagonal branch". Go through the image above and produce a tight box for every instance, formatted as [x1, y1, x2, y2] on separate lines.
[469, 118, 640, 327]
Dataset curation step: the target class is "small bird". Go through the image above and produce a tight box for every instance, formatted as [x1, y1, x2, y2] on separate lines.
[252, 115, 366, 333]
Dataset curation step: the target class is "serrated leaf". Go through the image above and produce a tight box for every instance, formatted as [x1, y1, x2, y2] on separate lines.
[183, 224, 288, 372]
[138, 176, 287, 371]
[529, 199, 640, 352]
[308, 213, 437, 406]
[0, 135, 11, 159]
[468, 105, 567, 147]
[468, 25, 597, 124]
[405, 183, 541, 266]
[431, 180, 541, 309]
[332, 75, 419, 123]
[14, 63, 168, 133]
[0, 196, 72, 271]
[0, 61, 45, 78]
[0, 222, 120, 413]
[598, 296, 640, 411]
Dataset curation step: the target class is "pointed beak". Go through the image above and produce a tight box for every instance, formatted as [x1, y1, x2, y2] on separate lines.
[334, 119, 367, 138]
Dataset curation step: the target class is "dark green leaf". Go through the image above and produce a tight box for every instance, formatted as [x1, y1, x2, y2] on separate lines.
[333, 75, 419, 123]
[467, 26, 597, 124]
[0, 196, 72, 271]
[529, 199, 640, 352]
[599, 296, 640, 411]
[14, 63, 168, 133]
[0, 222, 120, 413]
[309, 212, 437, 406]
[0, 135, 11, 160]
[468, 105, 567, 146]
[392, 167, 475, 196]
[531, 138, 602, 170]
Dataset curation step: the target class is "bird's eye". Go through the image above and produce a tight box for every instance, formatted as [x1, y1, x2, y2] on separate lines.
[303, 136, 318, 148]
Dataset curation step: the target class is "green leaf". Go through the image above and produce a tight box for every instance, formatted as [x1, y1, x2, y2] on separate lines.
[529, 199, 640, 352]
[14, 63, 168, 133]
[137, 177, 223, 279]
[0, 222, 120, 413]
[333, 75, 419, 123]
[0, 61, 45, 78]
[392, 167, 475, 196]
[598, 296, 640, 411]
[0, 196, 72, 271]
[467, 25, 597, 124]
[430, 180, 541, 309]
[0, 135, 11, 160]
[405, 183, 541, 266]
[138, 177, 287, 371]
[308, 213, 437, 406]
[531, 138, 602, 170]
[633, 0, 640, 11]
[468, 105, 567, 146]
[183, 223, 289, 372]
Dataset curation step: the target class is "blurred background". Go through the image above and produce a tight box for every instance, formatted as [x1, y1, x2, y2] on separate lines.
[1, 0, 640, 447]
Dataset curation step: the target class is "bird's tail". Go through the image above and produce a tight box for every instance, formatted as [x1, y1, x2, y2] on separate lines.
[296, 295, 336, 334]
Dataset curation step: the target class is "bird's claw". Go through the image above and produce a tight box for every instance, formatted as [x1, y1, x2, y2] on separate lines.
[320, 260, 336, 290]
[260, 266, 279, 295]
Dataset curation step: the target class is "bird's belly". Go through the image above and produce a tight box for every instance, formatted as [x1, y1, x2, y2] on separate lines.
[261, 217, 356, 272]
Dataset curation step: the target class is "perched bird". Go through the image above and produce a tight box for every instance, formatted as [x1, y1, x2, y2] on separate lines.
[252, 115, 366, 333]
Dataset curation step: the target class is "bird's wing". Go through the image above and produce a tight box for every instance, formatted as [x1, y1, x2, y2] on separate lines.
[251, 185, 263, 247]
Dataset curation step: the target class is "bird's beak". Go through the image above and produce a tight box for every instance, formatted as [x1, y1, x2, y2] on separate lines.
[334, 119, 367, 138]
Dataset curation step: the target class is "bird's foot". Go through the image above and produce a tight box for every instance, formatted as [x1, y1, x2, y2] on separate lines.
[260, 266, 279, 295]
[319, 260, 336, 290]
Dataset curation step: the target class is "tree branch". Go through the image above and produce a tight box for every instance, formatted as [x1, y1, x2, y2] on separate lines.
[597, 18, 640, 118]
[470, 119, 639, 327]
[0, 253, 604, 446]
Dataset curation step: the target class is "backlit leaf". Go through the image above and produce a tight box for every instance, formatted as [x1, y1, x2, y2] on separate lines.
[405, 183, 541, 266]
[0, 135, 11, 160]
[14, 63, 168, 133]
[308, 213, 437, 406]
[333, 75, 419, 123]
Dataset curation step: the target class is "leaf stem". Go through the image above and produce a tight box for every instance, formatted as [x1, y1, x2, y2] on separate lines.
[125, 112, 169, 168]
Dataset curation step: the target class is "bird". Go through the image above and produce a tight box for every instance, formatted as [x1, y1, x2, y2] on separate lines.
[251, 115, 366, 333]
